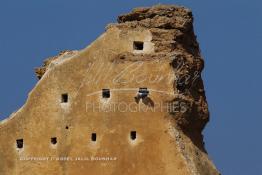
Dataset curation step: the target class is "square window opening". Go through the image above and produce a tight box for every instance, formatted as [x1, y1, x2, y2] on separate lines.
[51, 137, 57, 145]
[133, 41, 144, 50]
[102, 89, 110, 98]
[91, 133, 97, 142]
[16, 139, 23, 149]
[139, 88, 149, 93]
[61, 93, 68, 103]
[138, 88, 149, 98]
[130, 131, 137, 140]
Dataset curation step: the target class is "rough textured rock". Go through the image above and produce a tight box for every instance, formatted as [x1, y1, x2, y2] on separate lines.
[0, 4, 220, 175]
[34, 50, 78, 79]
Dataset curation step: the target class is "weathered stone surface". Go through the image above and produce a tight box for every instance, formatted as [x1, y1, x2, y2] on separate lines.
[0, 4, 220, 175]
[34, 50, 78, 79]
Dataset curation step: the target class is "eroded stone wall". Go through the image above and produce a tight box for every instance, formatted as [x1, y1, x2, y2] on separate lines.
[0, 5, 219, 175]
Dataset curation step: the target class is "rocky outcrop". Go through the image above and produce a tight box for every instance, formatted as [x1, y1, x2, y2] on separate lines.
[110, 5, 209, 151]
[117, 5, 192, 31]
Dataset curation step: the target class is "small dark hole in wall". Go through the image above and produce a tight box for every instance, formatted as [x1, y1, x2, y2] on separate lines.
[91, 133, 97, 142]
[138, 88, 149, 98]
[65, 126, 69, 129]
[16, 139, 23, 149]
[61, 93, 68, 103]
[130, 131, 137, 140]
[102, 89, 110, 98]
[51, 137, 57, 145]
[133, 41, 144, 50]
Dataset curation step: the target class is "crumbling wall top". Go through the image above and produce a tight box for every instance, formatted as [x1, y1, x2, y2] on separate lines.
[114, 5, 193, 31]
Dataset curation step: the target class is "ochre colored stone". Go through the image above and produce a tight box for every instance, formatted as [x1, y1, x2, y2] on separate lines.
[0, 4, 220, 175]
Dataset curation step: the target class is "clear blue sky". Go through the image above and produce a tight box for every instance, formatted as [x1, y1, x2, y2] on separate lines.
[0, 0, 261, 174]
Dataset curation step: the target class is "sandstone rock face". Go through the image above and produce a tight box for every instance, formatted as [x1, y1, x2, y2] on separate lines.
[0, 5, 220, 175]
